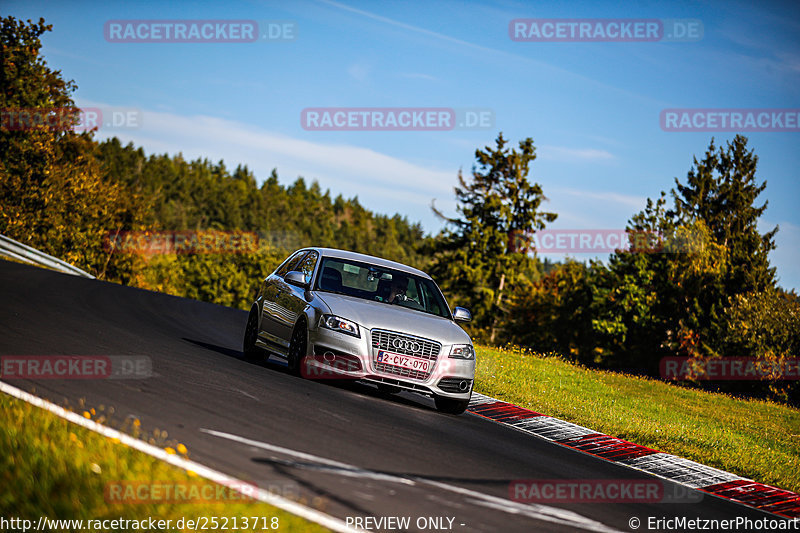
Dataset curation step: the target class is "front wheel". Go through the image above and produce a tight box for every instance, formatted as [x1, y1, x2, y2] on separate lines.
[287, 319, 307, 377]
[243, 306, 265, 361]
[434, 395, 470, 415]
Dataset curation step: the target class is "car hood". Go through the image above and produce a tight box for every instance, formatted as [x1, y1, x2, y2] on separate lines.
[316, 292, 472, 345]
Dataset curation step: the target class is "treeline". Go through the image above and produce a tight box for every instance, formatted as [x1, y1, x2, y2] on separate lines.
[447, 134, 799, 404]
[0, 15, 427, 310]
[87, 138, 430, 308]
[2, 16, 798, 404]
[94, 138, 428, 264]
[2, 15, 429, 307]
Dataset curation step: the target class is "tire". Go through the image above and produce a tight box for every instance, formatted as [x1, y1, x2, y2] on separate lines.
[377, 384, 402, 395]
[287, 319, 307, 377]
[242, 306, 265, 361]
[434, 395, 470, 415]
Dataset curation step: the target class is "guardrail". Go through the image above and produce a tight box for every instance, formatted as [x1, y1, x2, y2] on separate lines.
[0, 234, 95, 279]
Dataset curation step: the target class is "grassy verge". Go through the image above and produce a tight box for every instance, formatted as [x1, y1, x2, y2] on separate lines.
[474, 345, 800, 494]
[0, 391, 330, 532]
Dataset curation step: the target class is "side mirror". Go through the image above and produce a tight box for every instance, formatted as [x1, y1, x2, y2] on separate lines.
[453, 307, 472, 322]
[285, 271, 309, 289]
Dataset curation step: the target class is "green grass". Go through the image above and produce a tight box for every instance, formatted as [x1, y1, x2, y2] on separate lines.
[474, 345, 800, 494]
[0, 392, 331, 532]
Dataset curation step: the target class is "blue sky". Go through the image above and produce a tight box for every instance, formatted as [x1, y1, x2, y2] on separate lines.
[6, 0, 800, 289]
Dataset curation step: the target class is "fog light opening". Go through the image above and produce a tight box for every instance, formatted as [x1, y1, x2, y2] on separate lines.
[458, 380, 469, 392]
[323, 351, 336, 362]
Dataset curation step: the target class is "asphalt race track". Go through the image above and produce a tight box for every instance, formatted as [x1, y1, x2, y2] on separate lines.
[0, 259, 786, 532]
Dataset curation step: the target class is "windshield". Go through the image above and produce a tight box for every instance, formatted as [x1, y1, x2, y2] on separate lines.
[315, 257, 451, 319]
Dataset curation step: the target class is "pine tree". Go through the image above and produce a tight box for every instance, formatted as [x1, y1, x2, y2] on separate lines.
[593, 136, 777, 371]
[428, 133, 556, 340]
[669, 135, 777, 293]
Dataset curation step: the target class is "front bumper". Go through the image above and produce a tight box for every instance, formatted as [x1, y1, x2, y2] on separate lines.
[306, 324, 475, 399]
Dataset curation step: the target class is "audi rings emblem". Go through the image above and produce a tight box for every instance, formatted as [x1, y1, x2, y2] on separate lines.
[392, 338, 422, 353]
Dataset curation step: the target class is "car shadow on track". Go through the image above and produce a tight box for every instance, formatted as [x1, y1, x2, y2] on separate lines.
[182, 336, 289, 371]
[252, 455, 515, 488]
[182, 338, 244, 359]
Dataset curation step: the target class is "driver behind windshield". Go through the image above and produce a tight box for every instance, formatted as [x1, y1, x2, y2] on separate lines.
[387, 275, 408, 304]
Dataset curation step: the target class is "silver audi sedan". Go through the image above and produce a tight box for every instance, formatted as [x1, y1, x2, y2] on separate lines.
[243, 247, 475, 414]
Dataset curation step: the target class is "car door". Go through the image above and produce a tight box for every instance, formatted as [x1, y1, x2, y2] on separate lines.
[272, 250, 319, 343]
[260, 250, 307, 351]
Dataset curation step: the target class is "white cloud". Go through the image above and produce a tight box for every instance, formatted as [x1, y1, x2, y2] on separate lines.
[396, 72, 439, 82]
[75, 99, 798, 290]
[347, 63, 370, 82]
[553, 187, 646, 210]
[538, 145, 615, 162]
[79, 99, 457, 230]
[316, 0, 667, 106]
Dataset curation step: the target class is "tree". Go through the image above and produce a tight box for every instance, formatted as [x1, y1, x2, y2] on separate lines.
[668, 135, 777, 294]
[428, 133, 557, 341]
[591, 136, 777, 373]
[592, 218, 728, 372]
[722, 288, 800, 403]
[0, 17, 146, 281]
[508, 260, 604, 362]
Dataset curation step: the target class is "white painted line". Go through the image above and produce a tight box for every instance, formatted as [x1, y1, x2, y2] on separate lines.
[203, 428, 623, 533]
[200, 428, 416, 485]
[0, 381, 357, 533]
[421, 479, 621, 533]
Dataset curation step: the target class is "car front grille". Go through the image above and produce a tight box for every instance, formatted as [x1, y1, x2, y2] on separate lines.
[371, 329, 441, 381]
[371, 330, 441, 359]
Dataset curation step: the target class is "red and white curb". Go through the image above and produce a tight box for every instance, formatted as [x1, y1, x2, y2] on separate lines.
[467, 392, 800, 519]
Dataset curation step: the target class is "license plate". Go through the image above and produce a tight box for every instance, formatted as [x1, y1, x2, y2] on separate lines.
[377, 350, 431, 373]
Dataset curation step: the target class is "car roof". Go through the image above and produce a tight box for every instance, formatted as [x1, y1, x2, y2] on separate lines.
[306, 247, 431, 279]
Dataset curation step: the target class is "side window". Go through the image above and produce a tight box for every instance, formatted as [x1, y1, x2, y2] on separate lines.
[297, 251, 319, 285]
[276, 251, 307, 278]
[406, 279, 420, 302]
[419, 282, 444, 317]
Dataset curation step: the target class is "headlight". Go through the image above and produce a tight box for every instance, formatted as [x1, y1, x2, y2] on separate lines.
[449, 344, 475, 359]
[320, 314, 360, 338]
